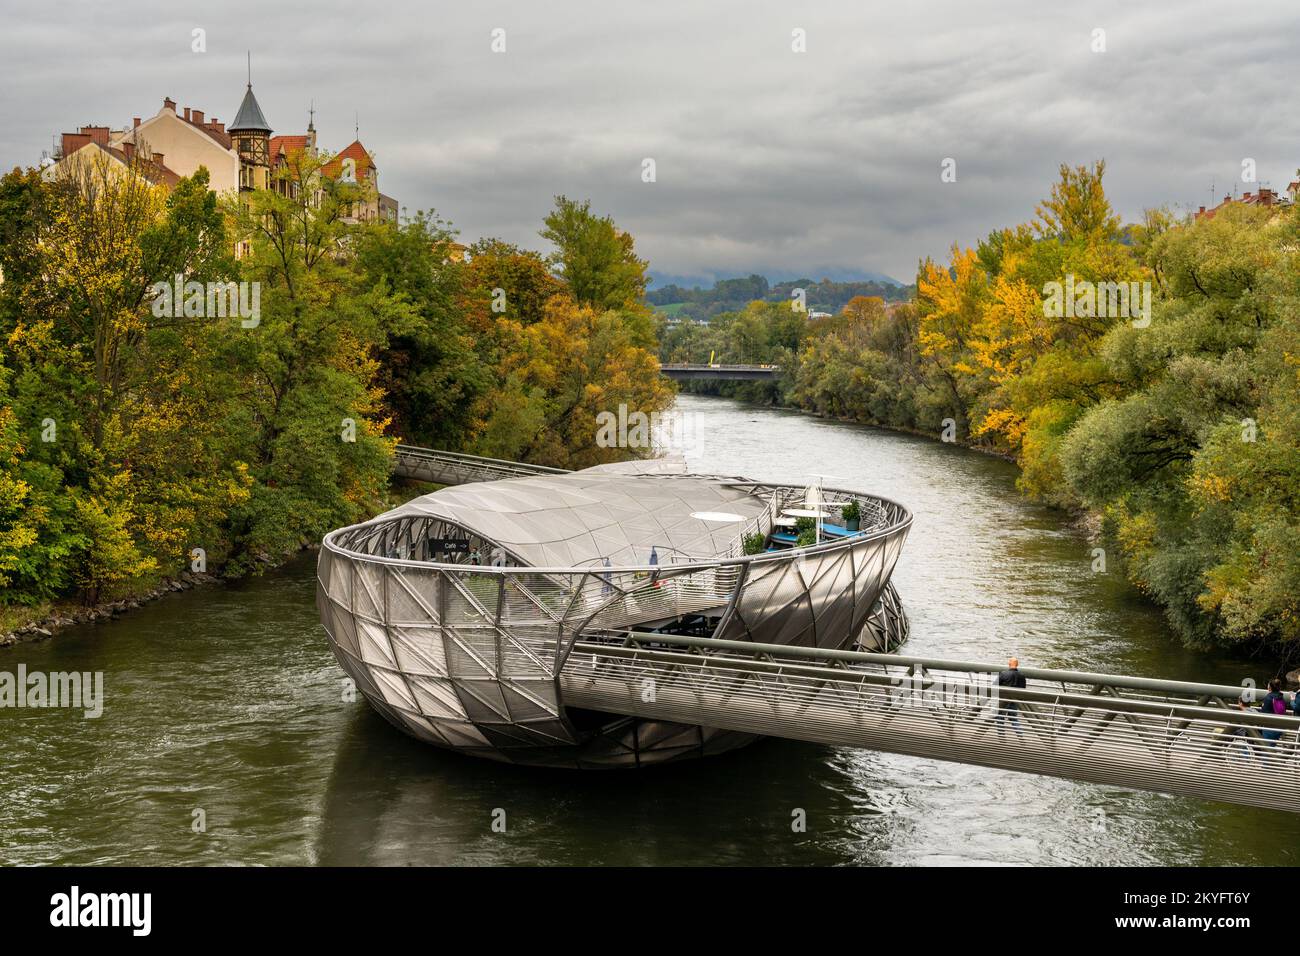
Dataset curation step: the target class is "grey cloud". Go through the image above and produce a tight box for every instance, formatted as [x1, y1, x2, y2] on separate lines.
[3, 0, 1296, 284]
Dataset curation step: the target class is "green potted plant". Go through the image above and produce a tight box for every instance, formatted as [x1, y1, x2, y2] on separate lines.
[742, 532, 767, 555]
[841, 499, 861, 532]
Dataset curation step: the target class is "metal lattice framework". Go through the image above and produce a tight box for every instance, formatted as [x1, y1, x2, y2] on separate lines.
[318, 458, 913, 767]
[558, 634, 1300, 813]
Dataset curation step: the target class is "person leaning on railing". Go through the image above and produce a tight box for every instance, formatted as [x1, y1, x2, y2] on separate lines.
[995, 658, 1026, 736]
[1231, 679, 1291, 744]
[1257, 679, 1289, 741]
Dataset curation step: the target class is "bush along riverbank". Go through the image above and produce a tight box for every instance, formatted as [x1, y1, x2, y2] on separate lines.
[0, 475, 450, 648]
[658, 161, 1300, 656]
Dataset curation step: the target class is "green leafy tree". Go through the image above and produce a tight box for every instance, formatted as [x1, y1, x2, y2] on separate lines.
[540, 195, 653, 344]
[225, 151, 403, 566]
[358, 213, 491, 449]
[1060, 203, 1300, 648]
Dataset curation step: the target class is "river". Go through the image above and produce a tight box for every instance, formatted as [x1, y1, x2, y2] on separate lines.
[3, 393, 1296, 865]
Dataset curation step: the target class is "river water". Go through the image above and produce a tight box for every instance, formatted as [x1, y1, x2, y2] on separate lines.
[3, 394, 1296, 865]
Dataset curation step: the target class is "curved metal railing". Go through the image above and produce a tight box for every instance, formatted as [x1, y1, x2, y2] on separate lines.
[322, 478, 911, 668]
[328, 475, 911, 572]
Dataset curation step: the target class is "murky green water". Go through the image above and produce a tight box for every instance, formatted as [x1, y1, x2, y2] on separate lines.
[3, 394, 1295, 865]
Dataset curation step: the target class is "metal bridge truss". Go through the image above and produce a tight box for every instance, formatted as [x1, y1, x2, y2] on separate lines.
[392, 444, 570, 486]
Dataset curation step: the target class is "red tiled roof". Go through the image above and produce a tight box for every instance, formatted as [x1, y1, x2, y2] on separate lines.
[1196, 188, 1284, 221]
[321, 140, 376, 181]
[270, 135, 312, 179]
[270, 135, 308, 157]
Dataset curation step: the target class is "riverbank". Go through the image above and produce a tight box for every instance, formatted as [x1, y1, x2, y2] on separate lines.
[0, 550, 316, 650]
[0, 570, 225, 649]
[0, 478, 442, 650]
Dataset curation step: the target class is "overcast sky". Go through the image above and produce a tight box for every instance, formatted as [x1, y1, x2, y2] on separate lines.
[2, 0, 1297, 285]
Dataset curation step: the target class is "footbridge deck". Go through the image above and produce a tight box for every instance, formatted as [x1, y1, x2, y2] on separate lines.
[558, 633, 1300, 813]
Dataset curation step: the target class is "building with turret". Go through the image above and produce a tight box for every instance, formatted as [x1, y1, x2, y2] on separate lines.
[228, 83, 272, 193]
[47, 73, 398, 223]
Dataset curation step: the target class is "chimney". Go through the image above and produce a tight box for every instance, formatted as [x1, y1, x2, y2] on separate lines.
[209, 120, 224, 133]
[81, 125, 109, 145]
[1198, 205, 1206, 214]
[122, 142, 135, 162]
[163, 97, 176, 113]
[133, 116, 141, 128]
[61, 132, 91, 157]
[192, 109, 204, 125]
[184, 107, 191, 122]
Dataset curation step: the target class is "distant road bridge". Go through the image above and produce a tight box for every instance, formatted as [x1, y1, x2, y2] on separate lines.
[659, 363, 780, 381]
[381, 443, 1300, 812]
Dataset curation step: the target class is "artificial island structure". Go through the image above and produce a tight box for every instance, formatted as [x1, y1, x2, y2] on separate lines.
[316, 445, 1300, 813]
[318, 453, 911, 767]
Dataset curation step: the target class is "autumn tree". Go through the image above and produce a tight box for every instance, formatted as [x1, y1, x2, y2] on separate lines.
[1, 159, 249, 600]
[1060, 202, 1300, 648]
[540, 195, 654, 345]
[914, 245, 989, 433]
[463, 238, 565, 327]
[473, 295, 673, 469]
[1035, 160, 1122, 242]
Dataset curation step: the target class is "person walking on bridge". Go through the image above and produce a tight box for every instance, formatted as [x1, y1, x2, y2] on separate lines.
[995, 657, 1026, 737]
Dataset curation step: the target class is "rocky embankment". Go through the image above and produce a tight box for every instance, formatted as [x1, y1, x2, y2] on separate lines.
[0, 571, 221, 648]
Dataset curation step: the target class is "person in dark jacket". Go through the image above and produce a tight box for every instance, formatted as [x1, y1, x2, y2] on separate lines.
[995, 657, 1026, 736]
[1258, 679, 1287, 742]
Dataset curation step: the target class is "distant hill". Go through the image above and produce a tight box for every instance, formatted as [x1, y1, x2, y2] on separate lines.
[649, 268, 905, 289]
[646, 272, 914, 321]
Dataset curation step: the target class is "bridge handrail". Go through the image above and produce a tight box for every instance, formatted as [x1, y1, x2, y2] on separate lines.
[572, 632, 1277, 710]
[394, 444, 569, 475]
[559, 644, 1300, 812]
[565, 641, 1300, 732]
[660, 363, 781, 371]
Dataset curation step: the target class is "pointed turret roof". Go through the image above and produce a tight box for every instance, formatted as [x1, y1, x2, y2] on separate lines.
[229, 85, 271, 133]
